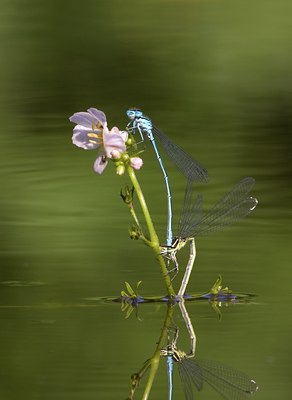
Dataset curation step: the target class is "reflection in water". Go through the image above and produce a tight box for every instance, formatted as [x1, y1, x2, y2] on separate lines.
[0, 280, 46, 287]
[127, 299, 258, 400]
[118, 275, 254, 321]
[162, 302, 258, 400]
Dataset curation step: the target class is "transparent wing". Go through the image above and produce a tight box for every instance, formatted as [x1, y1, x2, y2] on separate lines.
[194, 197, 258, 236]
[152, 125, 208, 183]
[196, 358, 258, 399]
[178, 357, 258, 400]
[178, 179, 202, 238]
[178, 358, 203, 400]
[180, 177, 257, 238]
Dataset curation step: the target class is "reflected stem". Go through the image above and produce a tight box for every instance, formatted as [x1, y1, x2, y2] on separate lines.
[179, 300, 197, 356]
[127, 166, 175, 298]
[141, 303, 175, 400]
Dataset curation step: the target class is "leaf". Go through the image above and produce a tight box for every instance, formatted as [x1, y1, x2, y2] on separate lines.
[125, 282, 135, 296]
[125, 305, 134, 319]
[136, 280, 142, 289]
[121, 302, 129, 312]
[210, 275, 223, 293]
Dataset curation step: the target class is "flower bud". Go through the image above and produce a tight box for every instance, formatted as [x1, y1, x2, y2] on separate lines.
[121, 153, 130, 163]
[126, 137, 133, 146]
[110, 150, 121, 159]
[130, 157, 143, 170]
[116, 164, 125, 176]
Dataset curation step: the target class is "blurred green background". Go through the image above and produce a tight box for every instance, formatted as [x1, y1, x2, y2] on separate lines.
[0, 0, 291, 399]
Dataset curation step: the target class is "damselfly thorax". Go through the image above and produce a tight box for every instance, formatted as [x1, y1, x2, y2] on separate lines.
[161, 345, 188, 363]
[126, 108, 153, 141]
[160, 237, 190, 263]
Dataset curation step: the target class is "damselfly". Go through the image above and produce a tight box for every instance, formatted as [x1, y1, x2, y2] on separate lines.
[161, 339, 258, 400]
[161, 177, 258, 296]
[126, 108, 208, 246]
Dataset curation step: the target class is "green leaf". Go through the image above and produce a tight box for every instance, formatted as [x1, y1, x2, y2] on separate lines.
[125, 281, 135, 296]
[136, 280, 142, 289]
[121, 302, 128, 312]
[125, 305, 134, 319]
[210, 275, 223, 293]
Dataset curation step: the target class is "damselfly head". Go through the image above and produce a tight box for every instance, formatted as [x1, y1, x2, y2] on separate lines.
[126, 108, 143, 119]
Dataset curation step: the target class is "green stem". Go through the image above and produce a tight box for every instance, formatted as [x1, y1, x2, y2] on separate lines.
[141, 303, 175, 400]
[127, 166, 175, 297]
[129, 205, 141, 230]
[128, 205, 151, 246]
[127, 167, 158, 244]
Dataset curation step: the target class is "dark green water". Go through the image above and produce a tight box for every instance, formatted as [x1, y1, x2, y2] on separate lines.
[0, 0, 291, 399]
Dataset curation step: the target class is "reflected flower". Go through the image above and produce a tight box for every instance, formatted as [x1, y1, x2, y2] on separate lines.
[69, 108, 128, 175]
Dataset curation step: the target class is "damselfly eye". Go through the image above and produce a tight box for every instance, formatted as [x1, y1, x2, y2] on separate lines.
[134, 109, 142, 117]
[126, 108, 143, 119]
[126, 110, 136, 119]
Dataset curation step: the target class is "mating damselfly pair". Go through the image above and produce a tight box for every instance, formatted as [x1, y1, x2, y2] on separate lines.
[126, 109, 258, 295]
[161, 328, 258, 400]
[127, 108, 208, 247]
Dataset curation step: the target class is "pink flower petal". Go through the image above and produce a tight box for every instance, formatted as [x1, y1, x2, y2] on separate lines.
[110, 150, 121, 159]
[119, 130, 128, 142]
[69, 112, 97, 128]
[87, 108, 107, 126]
[69, 108, 107, 128]
[130, 157, 143, 170]
[103, 127, 127, 157]
[72, 125, 102, 150]
[93, 154, 108, 175]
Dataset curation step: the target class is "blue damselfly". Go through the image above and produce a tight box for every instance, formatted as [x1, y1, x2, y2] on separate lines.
[126, 108, 208, 246]
[161, 177, 258, 296]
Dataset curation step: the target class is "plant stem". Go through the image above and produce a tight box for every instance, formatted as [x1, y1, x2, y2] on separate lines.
[127, 166, 175, 297]
[129, 205, 141, 230]
[141, 303, 175, 400]
[127, 167, 158, 244]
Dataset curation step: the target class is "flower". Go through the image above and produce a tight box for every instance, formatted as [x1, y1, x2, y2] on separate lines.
[69, 108, 128, 175]
[70, 108, 106, 150]
[130, 157, 143, 170]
